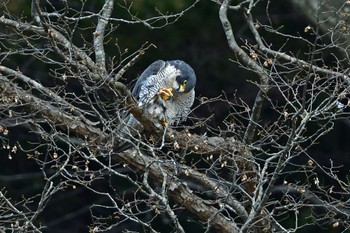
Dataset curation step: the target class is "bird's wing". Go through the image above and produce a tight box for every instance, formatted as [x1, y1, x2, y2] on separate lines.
[132, 60, 166, 103]
[120, 60, 165, 132]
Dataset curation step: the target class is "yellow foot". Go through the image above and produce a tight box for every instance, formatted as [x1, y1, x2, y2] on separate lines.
[158, 88, 173, 101]
[159, 119, 168, 127]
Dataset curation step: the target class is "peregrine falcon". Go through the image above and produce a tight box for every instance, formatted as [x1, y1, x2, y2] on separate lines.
[124, 60, 196, 133]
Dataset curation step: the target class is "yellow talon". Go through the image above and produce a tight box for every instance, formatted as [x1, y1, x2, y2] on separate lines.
[158, 88, 173, 101]
[160, 119, 168, 127]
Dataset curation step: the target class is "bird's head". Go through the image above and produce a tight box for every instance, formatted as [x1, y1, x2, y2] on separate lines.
[168, 60, 196, 94]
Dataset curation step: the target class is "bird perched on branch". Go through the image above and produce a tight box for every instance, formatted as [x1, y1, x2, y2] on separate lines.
[123, 60, 196, 134]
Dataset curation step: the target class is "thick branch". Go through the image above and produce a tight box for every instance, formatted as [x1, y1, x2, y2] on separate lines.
[163, 162, 249, 221]
[0, 66, 99, 127]
[0, 76, 102, 140]
[118, 149, 240, 233]
[166, 129, 246, 155]
[94, 0, 114, 74]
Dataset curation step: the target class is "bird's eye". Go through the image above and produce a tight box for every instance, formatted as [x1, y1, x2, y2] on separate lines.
[183, 80, 188, 85]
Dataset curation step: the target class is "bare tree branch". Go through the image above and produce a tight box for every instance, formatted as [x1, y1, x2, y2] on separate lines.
[219, 0, 269, 145]
[94, 0, 114, 74]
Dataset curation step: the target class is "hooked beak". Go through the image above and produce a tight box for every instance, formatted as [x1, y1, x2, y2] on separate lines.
[178, 84, 186, 93]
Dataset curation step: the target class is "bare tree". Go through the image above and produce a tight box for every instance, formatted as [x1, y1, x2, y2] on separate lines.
[0, 0, 349, 232]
